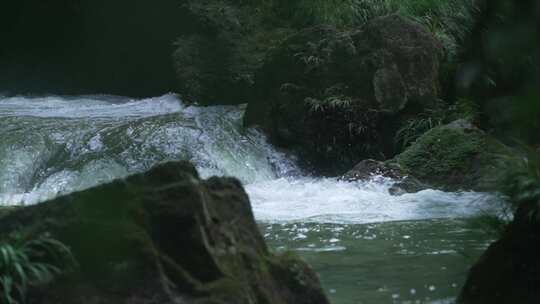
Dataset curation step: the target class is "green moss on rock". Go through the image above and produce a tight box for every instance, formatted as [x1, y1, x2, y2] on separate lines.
[395, 119, 510, 191]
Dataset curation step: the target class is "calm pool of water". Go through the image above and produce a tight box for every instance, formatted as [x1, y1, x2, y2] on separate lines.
[262, 219, 492, 304]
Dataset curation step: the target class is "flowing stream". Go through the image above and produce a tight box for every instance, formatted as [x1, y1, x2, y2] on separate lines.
[0, 94, 504, 303]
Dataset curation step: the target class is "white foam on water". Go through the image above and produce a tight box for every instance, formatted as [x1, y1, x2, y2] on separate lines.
[0, 93, 505, 225]
[246, 176, 504, 224]
[0, 94, 294, 205]
[0, 93, 184, 118]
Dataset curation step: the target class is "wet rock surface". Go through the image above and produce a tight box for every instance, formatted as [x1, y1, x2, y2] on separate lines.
[0, 161, 329, 304]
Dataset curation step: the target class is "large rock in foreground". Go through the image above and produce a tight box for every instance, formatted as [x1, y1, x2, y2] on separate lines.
[458, 199, 540, 304]
[0, 162, 329, 304]
[245, 14, 443, 174]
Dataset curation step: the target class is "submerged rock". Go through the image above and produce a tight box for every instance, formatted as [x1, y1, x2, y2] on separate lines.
[244, 14, 443, 174]
[394, 119, 510, 191]
[0, 162, 329, 304]
[458, 200, 540, 304]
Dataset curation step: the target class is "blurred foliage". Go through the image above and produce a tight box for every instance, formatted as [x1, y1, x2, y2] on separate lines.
[498, 147, 540, 211]
[482, 145, 540, 237]
[446, 0, 540, 234]
[457, 0, 540, 145]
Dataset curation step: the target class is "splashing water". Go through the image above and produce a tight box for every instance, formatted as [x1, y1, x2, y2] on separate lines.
[0, 94, 295, 205]
[248, 177, 502, 224]
[0, 93, 502, 221]
[0, 93, 504, 303]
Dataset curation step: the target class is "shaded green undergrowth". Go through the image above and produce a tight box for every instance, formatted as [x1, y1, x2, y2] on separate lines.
[0, 233, 76, 304]
[395, 97, 480, 150]
[245, 0, 476, 56]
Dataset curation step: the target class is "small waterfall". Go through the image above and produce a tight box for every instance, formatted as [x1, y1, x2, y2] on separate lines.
[0, 93, 503, 223]
[0, 94, 296, 205]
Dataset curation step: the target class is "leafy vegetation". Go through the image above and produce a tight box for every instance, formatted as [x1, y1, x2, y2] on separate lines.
[246, 0, 476, 58]
[306, 96, 353, 113]
[458, 0, 540, 146]
[0, 233, 76, 304]
[389, 0, 477, 58]
[395, 111, 445, 149]
[269, 0, 387, 27]
[394, 97, 480, 150]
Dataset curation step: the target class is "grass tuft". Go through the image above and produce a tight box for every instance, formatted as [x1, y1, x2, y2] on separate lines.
[395, 113, 445, 149]
[0, 233, 76, 304]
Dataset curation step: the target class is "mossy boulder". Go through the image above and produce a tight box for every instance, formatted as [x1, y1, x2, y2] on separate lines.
[0, 162, 329, 304]
[394, 119, 509, 191]
[244, 14, 443, 174]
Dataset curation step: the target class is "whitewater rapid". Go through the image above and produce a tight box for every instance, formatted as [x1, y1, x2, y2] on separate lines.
[0, 94, 503, 224]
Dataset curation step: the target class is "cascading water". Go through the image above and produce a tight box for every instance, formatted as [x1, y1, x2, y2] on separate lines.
[0, 94, 295, 205]
[0, 94, 504, 303]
